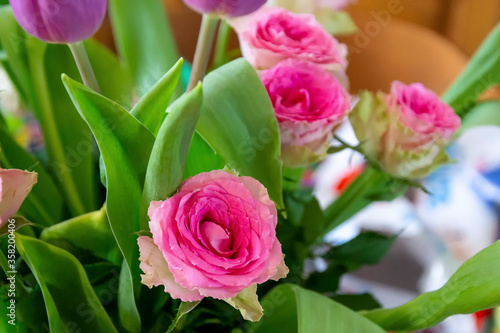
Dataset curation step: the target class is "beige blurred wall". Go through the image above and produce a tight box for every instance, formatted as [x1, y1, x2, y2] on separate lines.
[350, 0, 500, 55]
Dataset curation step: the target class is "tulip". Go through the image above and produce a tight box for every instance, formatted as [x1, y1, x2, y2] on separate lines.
[0, 168, 37, 227]
[10, 0, 108, 44]
[183, 0, 267, 18]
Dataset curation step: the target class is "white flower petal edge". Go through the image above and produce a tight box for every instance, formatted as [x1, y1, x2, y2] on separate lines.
[137, 236, 203, 302]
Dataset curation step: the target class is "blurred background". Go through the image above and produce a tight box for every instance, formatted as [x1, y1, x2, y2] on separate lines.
[96, 0, 500, 97]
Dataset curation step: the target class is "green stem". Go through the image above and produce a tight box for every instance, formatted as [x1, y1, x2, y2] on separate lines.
[187, 14, 219, 92]
[68, 42, 101, 93]
[28, 45, 86, 216]
[321, 167, 382, 238]
[213, 20, 231, 68]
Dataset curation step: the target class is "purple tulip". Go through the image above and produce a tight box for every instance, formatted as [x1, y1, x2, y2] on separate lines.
[183, 0, 267, 17]
[10, 0, 107, 44]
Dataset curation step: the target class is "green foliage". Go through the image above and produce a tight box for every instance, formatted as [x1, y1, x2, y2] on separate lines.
[16, 234, 118, 332]
[140, 84, 203, 230]
[305, 232, 397, 294]
[130, 59, 183, 136]
[108, 0, 180, 96]
[0, 124, 63, 226]
[249, 284, 385, 333]
[363, 240, 500, 331]
[197, 59, 284, 208]
[40, 207, 121, 264]
[442, 23, 500, 117]
[63, 77, 152, 332]
[459, 101, 500, 132]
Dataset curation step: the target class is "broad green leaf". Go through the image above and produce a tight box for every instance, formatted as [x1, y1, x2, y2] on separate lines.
[63, 76, 153, 333]
[363, 240, 500, 331]
[249, 284, 385, 333]
[140, 84, 202, 230]
[131, 58, 183, 135]
[197, 59, 284, 207]
[183, 132, 225, 179]
[442, 23, 500, 117]
[325, 231, 397, 267]
[40, 206, 121, 264]
[460, 101, 500, 132]
[108, 0, 179, 96]
[16, 234, 118, 332]
[0, 124, 63, 225]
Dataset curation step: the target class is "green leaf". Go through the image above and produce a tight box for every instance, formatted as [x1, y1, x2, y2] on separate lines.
[130, 58, 183, 136]
[460, 101, 500, 132]
[326, 231, 397, 267]
[0, 216, 34, 237]
[40, 206, 121, 264]
[332, 293, 382, 312]
[140, 84, 202, 230]
[63, 76, 153, 333]
[197, 59, 284, 207]
[108, 0, 180, 96]
[16, 234, 118, 332]
[363, 240, 500, 331]
[249, 284, 385, 333]
[166, 301, 201, 333]
[0, 124, 63, 226]
[183, 132, 225, 179]
[442, 23, 500, 117]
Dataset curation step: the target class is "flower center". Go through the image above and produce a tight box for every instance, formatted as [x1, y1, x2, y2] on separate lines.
[200, 221, 232, 254]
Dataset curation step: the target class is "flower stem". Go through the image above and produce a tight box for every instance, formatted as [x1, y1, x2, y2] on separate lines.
[213, 20, 232, 69]
[321, 167, 383, 237]
[187, 14, 220, 92]
[68, 42, 101, 93]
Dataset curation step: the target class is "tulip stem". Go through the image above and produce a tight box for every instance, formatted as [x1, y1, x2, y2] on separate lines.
[187, 14, 220, 92]
[68, 42, 101, 93]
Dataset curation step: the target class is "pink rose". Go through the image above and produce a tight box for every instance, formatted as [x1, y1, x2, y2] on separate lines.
[0, 168, 37, 227]
[259, 59, 351, 167]
[350, 81, 461, 178]
[387, 81, 461, 148]
[230, 7, 347, 71]
[138, 170, 288, 320]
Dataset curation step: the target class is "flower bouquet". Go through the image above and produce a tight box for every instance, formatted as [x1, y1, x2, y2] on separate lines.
[1, 0, 499, 332]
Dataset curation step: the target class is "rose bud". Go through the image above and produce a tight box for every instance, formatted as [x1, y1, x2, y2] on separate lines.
[259, 59, 351, 167]
[182, 0, 267, 18]
[229, 6, 347, 71]
[0, 168, 37, 227]
[138, 170, 288, 321]
[350, 81, 461, 178]
[10, 0, 108, 44]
